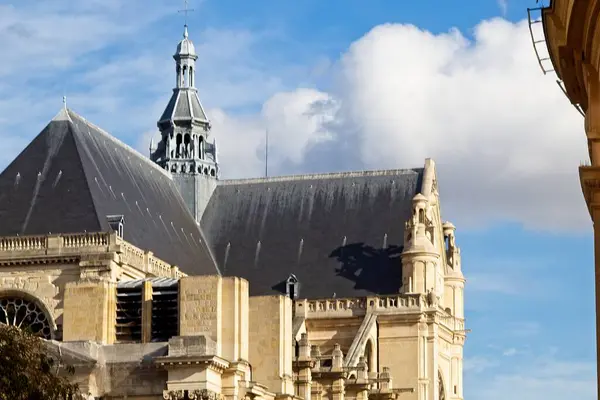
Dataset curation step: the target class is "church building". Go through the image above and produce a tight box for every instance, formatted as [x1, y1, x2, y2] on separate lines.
[0, 24, 466, 400]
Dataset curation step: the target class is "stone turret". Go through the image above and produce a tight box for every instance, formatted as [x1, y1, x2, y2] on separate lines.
[443, 221, 465, 318]
[401, 193, 441, 299]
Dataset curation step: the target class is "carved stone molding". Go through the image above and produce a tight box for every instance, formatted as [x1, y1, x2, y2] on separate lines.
[164, 391, 185, 400]
[163, 389, 225, 400]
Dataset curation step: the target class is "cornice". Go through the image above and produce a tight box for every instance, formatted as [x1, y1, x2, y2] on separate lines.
[154, 354, 230, 373]
[0, 255, 81, 266]
[579, 165, 600, 215]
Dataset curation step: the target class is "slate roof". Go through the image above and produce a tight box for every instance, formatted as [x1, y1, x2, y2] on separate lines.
[201, 170, 423, 299]
[0, 108, 219, 276]
[158, 88, 208, 125]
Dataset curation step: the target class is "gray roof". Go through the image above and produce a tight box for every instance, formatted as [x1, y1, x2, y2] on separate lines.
[201, 170, 423, 299]
[158, 88, 208, 125]
[0, 108, 219, 276]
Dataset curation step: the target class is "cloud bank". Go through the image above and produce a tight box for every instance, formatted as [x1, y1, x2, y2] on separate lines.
[209, 19, 588, 232]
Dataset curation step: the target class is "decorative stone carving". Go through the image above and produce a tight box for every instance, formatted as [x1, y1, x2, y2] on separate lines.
[189, 389, 225, 400]
[163, 390, 185, 400]
[163, 389, 224, 400]
[438, 371, 446, 400]
[426, 289, 438, 307]
[0, 295, 52, 339]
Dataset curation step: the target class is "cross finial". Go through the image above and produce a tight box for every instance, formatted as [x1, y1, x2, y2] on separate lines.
[178, 0, 194, 27]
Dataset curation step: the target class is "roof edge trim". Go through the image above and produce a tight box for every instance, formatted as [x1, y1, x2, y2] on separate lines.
[65, 117, 105, 231]
[218, 168, 424, 186]
[67, 109, 172, 180]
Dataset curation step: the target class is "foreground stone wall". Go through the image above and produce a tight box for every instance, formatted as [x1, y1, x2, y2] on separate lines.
[63, 281, 117, 343]
[0, 264, 80, 332]
[249, 295, 294, 395]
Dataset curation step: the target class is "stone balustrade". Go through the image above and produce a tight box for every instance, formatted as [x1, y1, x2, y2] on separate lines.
[0, 232, 186, 279]
[0, 235, 48, 250]
[372, 294, 424, 313]
[296, 293, 425, 318]
[439, 313, 465, 332]
[297, 294, 465, 332]
[62, 232, 110, 248]
[0, 232, 112, 253]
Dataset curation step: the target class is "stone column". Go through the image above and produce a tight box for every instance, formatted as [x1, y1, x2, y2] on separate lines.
[141, 280, 153, 343]
[355, 357, 369, 400]
[331, 344, 345, 400]
[296, 334, 313, 400]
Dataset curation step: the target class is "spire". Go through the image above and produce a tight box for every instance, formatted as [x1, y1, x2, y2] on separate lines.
[152, 18, 219, 223]
[53, 96, 71, 122]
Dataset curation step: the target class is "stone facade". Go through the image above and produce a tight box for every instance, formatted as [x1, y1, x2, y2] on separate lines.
[0, 164, 466, 400]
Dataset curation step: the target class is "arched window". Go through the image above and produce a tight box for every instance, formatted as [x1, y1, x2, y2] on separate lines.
[364, 340, 374, 373]
[176, 134, 183, 158]
[183, 134, 191, 158]
[0, 293, 53, 339]
[286, 274, 299, 299]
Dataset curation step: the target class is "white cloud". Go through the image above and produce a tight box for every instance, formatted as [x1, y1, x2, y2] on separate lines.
[464, 355, 498, 373]
[262, 89, 338, 166]
[219, 18, 588, 232]
[0, 1, 171, 77]
[328, 19, 588, 231]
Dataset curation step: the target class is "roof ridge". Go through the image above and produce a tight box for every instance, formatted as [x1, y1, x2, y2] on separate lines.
[51, 107, 72, 122]
[218, 168, 423, 185]
[66, 109, 171, 179]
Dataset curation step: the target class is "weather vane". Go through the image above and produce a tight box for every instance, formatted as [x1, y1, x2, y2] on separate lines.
[178, 0, 194, 25]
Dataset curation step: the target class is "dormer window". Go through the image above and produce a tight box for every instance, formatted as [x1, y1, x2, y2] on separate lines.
[107, 215, 125, 239]
[286, 274, 300, 300]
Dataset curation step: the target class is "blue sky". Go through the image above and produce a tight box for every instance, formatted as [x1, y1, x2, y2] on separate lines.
[0, 0, 595, 398]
